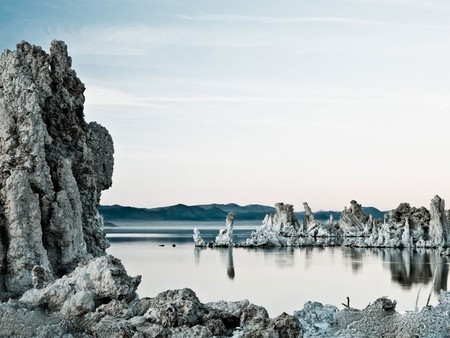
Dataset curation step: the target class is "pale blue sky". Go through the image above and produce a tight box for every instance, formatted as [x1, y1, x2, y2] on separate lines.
[2, 0, 450, 210]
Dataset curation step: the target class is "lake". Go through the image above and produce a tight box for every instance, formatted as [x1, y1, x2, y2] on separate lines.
[106, 220, 449, 317]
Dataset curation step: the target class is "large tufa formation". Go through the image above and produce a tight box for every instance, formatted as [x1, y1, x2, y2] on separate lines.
[261, 202, 300, 236]
[429, 195, 450, 247]
[390, 203, 430, 230]
[0, 41, 114, 297]
[193, 212, 235, 247]
[246, 202, 301, 246]
[215, 212, 235, 246]
[302, 202, 338, 237]
[343, 196, 450, 249]
[242, 202, 339, 247]
[338, 200, 369, 236]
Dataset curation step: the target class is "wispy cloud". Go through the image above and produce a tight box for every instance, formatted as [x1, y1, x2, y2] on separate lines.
[49, 23, 278, 56]
[345, 0, 443, 8]
[86, 85, 164, 107]
[172, 14, 450, 30]
[86, 81, 450, 107]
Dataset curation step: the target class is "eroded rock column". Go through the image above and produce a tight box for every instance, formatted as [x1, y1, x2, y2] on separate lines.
[0, 41, 114, 297]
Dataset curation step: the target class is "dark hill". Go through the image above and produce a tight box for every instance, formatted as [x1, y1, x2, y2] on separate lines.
[197, 203, 276, 220]
[99, 204, 385, 222]
[98, 204, 227, 221]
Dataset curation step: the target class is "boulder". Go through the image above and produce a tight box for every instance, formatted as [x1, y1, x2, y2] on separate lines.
[20, 255, 141, 313]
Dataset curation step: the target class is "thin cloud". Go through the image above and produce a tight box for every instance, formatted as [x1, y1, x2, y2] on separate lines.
[172, 14, 450, 30]
[50, 24, 277, 56]
[86, 85, 449, 106]
[86, 85, 164, 108]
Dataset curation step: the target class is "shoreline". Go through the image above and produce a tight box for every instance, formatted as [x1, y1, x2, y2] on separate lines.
[3, 255, 450, 337]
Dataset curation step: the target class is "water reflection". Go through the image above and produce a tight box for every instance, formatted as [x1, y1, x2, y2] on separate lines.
[379, 249, 449, 293]
[194, 247, 203, 266]
[227, 247, 235, 280]
[339, 247, 449, 294]
[194, 246, 237, 280]
[341, 247, 364, 272]
[195, 246, 450, 297]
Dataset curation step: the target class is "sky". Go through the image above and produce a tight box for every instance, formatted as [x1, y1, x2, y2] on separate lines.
[1, 0, 450, 211]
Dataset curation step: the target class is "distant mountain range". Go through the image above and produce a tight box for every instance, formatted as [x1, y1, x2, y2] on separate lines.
[98, 203, 385, 222]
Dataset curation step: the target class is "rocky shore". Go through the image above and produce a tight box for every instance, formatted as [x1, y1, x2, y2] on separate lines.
[1, 41, 450, 337]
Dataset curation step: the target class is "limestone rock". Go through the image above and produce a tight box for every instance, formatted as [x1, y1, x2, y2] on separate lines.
[271, 202, 301, 234]
[0, 301, 76, 337]
[145, 288, 207, 328]
[303, 202, 315, 229]
[244, 202, 303, 247]
[429, 195, 448, 247]
[194, 212, 236, 247]
[294, 301, 339, 337]
[20, 255, 141, 313]
[215, 212, 235, 246]
[87, 121, 114, 192]
[272, 312, 302, 337]
[339, 200, 369, 236]
[303, 202, 341, 238]
[0, 40, 113, 297]
[193, 227, 206, 247]
[390, 203, 430, 230]
[31, 265, 52, 289]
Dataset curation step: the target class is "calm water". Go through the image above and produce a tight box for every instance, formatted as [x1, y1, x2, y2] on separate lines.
[106, 220, 449, 317]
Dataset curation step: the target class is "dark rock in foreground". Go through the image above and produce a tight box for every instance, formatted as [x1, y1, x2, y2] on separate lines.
[2, 257, 450, 337]
[0, 255, 301, 337]
[0, 40, 113, 298]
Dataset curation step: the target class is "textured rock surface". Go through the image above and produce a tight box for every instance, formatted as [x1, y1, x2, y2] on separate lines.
[338, 200, 369, 236]
[333, 294, 450, 337]
[193, 227, 206, 247]
[390, 202, 430, 230]
[429, 195, 449, 247]
[0, 41, 113, 297]
[294, 301, 338, 337]
[303, 202, 315, 228]
[195, 197, 450, 249]
[20, 255, 140, 314]
[271, 202, 301, 234]
[243, 202, 307, 247]
[214, 212, 235, 246]
[194, 212, 235, 247]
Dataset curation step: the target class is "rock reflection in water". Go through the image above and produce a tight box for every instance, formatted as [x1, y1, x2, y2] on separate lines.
[340, 247, 449, 295]
[380, 249, 449, 294]
[194, 246, 237, 280]
[194, 246, 449, 299]
[194, 247, 203, 266]
[227, 247, 235, 280]
[341, 247, 364, 272]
